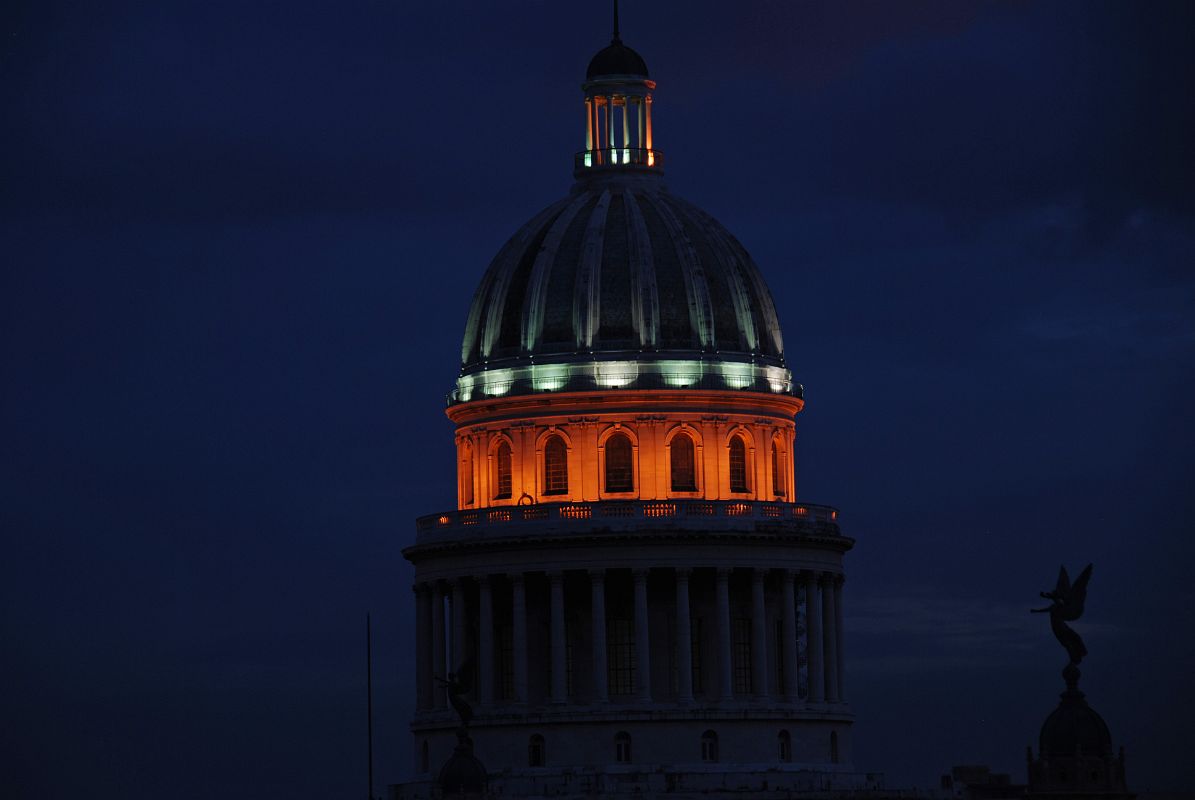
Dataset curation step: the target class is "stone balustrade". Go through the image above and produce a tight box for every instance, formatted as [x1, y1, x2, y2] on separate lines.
[415, 499, 840, 544]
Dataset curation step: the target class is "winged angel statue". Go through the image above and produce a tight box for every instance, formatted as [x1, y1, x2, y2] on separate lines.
[1031, 563, 1093, 666]
[435, 655, 476, 728]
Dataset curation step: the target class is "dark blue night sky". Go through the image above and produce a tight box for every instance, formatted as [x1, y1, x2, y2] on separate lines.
[3, 2, 1192, 797]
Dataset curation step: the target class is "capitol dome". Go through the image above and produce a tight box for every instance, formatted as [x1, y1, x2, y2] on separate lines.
[400, 12, 856, 796]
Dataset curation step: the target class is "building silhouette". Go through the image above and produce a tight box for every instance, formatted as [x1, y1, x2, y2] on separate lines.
[393, 13, 876, 800]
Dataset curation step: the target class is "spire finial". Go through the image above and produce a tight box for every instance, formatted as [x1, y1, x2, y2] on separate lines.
[612, 0, 621, 43]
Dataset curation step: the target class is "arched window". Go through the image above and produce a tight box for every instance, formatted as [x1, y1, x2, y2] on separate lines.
[700, 729, 719, 762]
[670, 433, 697, 492]
[604, 433, 634, 493]
[529, 734, 545, 767]
[543, 436, 568, 495]
[771, 439, 785, 497]
[420, 740, 430, 773]
[778, 730, 792, 762]
[494, 440, 512, 499]
[614, 731, 632, 763]
[460, 441, 474, 505]
[729, 435, 749, 493]
[830, 731, 839, 764]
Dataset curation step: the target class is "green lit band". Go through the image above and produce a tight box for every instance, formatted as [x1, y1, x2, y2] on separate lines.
[451, 359, 796, 404]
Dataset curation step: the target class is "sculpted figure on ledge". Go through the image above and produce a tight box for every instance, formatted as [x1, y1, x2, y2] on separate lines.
[1032, 563, 1093, 676]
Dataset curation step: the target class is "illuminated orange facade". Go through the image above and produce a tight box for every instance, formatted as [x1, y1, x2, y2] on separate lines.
[396, 11, 863, 799]
[451, 389, 800, 508]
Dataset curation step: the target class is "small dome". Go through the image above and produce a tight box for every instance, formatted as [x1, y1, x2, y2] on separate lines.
[438, 735, 487, 795]
[587, 40, 649, 79]
[1039, 692, 1113, 758]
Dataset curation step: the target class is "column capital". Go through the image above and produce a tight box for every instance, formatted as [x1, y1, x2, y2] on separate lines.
[507, 572, 525, 585]
[588, 568, 607, 581]
[781, 569, 797, 586]
[632, 568, 651, 582]
[675, 567, 692, 580]
[547, 570, 565, 584]
[751, 567, 767, 584]
[715, 566, 732, 581]
[819, 571, 838, 587]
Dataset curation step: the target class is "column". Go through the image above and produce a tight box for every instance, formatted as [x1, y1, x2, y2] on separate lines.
[511, 573, 528, 705]
[751, 568, 769, 699]
[585, 98, 593, 151]
[549, 571, 567, 703]
[834, 575, 846, 702]
[590, 570, 608, 704]
[715, 568, 733, 701]
[478, 575, 494, 707]
[781, 571, 799, 702]
[432, 582, 447, 709]
[621, 96, 629, 151]
[637, 97, 644, 151]
[645, 96, 653, 150]
[414, 583, 432, 711]
[451, 579, 466, 672]
[675, 568, 693, 704]
[607, 95, 615, 157]
[822, 573, 839, 703]
[633, 569, 652, 702]
[804, 571, 823, 703]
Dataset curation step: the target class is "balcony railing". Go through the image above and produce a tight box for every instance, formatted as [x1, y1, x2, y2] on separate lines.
[413, 499, 840, 544]
[574, 147, 663, 173]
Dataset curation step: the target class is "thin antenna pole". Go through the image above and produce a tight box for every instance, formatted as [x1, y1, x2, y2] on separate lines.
[613, 0, 620, 42]
[367, 612, 374, 800]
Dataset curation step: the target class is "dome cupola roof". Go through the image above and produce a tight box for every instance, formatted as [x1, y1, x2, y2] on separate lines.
[586, 1, 649, 79]
[587, 41, 648, 80]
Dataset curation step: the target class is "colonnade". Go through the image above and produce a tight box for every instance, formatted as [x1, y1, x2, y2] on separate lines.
[412, 567, 845, 714]
[585, 93, 652, 154]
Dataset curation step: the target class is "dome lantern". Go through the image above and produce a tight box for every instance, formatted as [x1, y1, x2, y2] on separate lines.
[577, 1, 660, 176]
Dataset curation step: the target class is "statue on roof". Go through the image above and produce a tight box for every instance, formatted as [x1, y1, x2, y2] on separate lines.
[436, 654, 476, 729]
[1031, 563, 1093, 668]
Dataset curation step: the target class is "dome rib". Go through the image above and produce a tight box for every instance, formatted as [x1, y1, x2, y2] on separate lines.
[699, 208, 759, 352]
[679, 197, 785, 358]
[623, 190, 659, 349]
[521, 192, 593, 355]
[642, 191, 715, 351]
[473, 198, 570, 363]
[574, 189, 611, 350]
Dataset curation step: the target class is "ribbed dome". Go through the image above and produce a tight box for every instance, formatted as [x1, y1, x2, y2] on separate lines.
[587, 40, 649, 79]
[459, 176, 786, 379]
